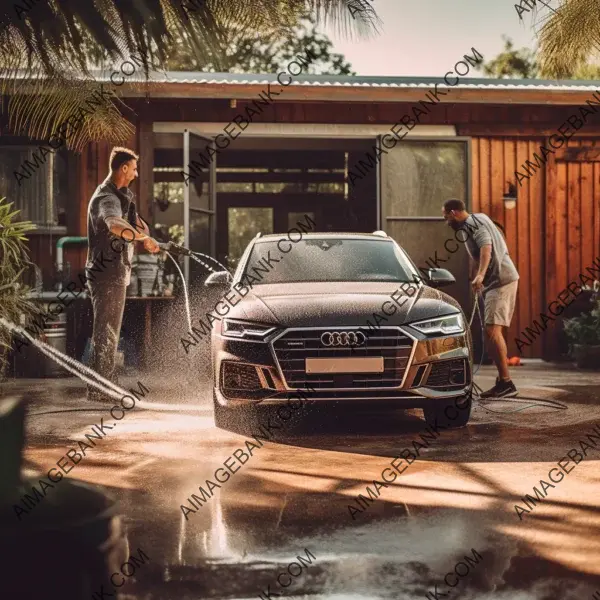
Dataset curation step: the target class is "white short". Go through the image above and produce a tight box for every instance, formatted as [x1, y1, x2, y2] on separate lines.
[484, 280, 518, 327]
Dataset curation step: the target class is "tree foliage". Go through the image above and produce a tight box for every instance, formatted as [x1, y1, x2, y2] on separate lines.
[476, 35, 600, 79]
[165, 14, 355, 75]
[476, 36, 537, 79]
[0, 1, 379, 149]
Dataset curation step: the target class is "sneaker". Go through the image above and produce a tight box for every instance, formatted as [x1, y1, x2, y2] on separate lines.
[480, 378, 518, 399]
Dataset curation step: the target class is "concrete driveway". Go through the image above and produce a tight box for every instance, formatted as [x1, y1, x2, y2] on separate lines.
[3, 362, 600, 599]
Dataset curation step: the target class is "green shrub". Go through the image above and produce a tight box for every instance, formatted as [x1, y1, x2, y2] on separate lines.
[0, 198, 38, 380]
[563, 296, 600, 348]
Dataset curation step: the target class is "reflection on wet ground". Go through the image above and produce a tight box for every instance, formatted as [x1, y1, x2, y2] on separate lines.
[10, 365, 600, 599]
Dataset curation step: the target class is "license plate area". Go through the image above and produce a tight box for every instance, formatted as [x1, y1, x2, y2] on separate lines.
[305, 357, 384, 374]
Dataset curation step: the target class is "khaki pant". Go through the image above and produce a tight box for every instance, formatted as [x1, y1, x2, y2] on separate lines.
[87, 280, 127, 399]
[484, 280, 519, 327]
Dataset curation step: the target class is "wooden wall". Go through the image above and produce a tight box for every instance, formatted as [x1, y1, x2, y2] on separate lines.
[469, 136, 600, 359]
[547, 139, 600, 297]
[469, 137, 546, 358]
[61, 99, 600, 359]
[546, 140, 600, 354]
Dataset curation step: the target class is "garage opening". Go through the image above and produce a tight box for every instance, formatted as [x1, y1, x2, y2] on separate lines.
[152, 134, 378, 272]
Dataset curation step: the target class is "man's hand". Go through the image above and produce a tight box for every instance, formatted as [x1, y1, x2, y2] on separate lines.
[143, 237, 161, 254]
[471, 274, 484, 293]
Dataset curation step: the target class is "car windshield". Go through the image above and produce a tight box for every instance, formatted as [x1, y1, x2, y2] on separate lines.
[238, 238, 420, 284]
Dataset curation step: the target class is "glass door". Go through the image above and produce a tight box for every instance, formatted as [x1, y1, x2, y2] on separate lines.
[377, 137, 471, 310]
[183, 130, 217, 284]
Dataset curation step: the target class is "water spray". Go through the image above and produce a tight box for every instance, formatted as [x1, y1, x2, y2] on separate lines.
[157, 243, 233, 337]
[0, 243, 231, 402]
[157, 241, 231, 274]
[189, 253, 218, 274]
[189, 250, 230, 273]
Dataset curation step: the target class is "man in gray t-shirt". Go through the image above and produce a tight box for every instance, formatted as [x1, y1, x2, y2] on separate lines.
[86, 147, 160, 402]
[443, 198, 520, 399]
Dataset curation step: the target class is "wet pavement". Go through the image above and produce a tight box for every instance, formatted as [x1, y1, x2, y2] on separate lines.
[3, 361, 600, 599]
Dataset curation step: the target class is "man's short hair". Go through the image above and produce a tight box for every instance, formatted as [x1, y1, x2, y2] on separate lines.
[110, 147, 139, 171]
[443, 198, 466, 213]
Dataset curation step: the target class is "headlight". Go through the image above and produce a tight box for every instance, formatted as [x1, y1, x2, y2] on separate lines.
[222, 319, 277, 339]
[409, 313, 464, 336]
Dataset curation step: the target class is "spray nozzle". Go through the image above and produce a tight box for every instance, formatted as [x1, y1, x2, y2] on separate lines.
[158, 241, 192, 256]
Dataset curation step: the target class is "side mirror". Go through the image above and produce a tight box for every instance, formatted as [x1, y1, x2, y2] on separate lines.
[425, 268, 455, 288]
[205, 271, 233, 288]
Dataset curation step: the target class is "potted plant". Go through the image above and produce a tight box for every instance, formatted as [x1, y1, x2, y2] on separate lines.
[563, 294, 600, 369]
[0, 197, 38, 381]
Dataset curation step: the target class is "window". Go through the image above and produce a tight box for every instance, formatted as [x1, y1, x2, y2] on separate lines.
[0, 146, 68, 226]
[228, 207, 273, 266]
[380, 139, 469, 301]
[382, 141, 467, 218]
[242, 238, 418, 284]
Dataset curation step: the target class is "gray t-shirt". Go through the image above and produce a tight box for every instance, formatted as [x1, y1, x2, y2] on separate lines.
[461, 213, 519, 292]
[86, 179, 136, 286]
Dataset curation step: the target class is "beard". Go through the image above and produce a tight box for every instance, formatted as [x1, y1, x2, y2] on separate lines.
[447, 220, 462, 231]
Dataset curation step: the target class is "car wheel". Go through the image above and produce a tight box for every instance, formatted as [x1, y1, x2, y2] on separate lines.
[422, 392, 472, 429]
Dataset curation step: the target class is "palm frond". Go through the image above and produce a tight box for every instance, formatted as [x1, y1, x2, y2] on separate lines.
[0, 0, 379, 149]
[536, 0, 600, 78]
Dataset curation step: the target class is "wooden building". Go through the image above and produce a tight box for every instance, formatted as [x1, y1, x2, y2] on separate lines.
[3, 72, 600, 360]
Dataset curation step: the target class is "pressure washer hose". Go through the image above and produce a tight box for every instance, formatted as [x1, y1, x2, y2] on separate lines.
[166, 252, 192, 333]
[466, 291, 568, 413]
[0, 317, 133, 402]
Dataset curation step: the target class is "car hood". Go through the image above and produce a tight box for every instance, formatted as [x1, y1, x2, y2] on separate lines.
[227, 281, 462, 328]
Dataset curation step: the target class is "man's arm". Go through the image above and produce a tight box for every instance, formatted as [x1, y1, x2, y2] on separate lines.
[476, 245, 492, 279]
[469, 219, 493, 292]
[471, 244, 491, 291]
[99, 195, 159, 253]
[468, 255, 478, 279]
[105, 215, 149, 242]
[105, 215, 160, 253]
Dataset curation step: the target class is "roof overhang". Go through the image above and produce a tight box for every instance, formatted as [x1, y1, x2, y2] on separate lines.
[6, 71, 600, 106]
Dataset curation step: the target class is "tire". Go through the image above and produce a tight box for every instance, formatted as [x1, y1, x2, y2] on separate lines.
[422, 392, 472, 429]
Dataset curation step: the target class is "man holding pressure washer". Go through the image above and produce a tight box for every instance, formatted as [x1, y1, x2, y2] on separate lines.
[85, 147, 161, 402]
[442, 199, 520, 398]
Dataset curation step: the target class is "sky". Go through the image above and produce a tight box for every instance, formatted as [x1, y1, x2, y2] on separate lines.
[323, 0, 550, 77]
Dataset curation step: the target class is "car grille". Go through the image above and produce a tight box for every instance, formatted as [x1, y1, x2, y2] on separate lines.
[272, 328, 414, 390]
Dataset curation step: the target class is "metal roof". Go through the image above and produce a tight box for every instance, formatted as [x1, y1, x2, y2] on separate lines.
[92, 69, 600, 91]
[8, 70, 600, 104]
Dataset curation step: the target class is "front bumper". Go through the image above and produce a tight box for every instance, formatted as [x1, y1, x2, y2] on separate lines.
[212, 325, 472, 408]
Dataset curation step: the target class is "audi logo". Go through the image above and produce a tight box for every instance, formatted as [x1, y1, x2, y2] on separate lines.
[321, 331, 366, 347]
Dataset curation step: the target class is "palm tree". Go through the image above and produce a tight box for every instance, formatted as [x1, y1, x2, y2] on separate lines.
[0, 0, 380, 149]
[535, 0, 600, 77]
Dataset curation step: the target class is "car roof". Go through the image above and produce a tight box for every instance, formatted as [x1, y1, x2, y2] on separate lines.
[254, 232, 393, 241]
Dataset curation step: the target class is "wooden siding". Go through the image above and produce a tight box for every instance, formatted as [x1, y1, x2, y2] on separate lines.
[546, 139, 600, 354]
[127, 98, 600, 132]
[470, 137, 546, 358]
[16, 96, 600, 360]
[471, 136, 600, 359]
